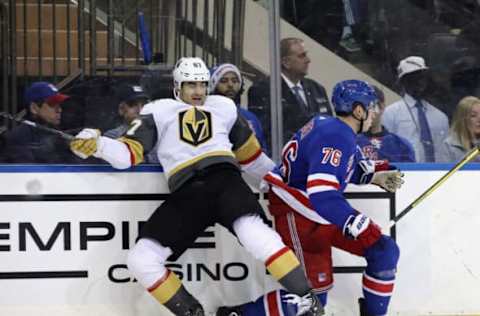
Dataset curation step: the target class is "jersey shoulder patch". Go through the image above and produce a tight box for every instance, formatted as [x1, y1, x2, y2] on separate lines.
[141, 98, 177, 115]
[205, 95, 237, 113]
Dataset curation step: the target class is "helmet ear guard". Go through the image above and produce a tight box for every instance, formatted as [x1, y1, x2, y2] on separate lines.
[172, 57, 210, 101]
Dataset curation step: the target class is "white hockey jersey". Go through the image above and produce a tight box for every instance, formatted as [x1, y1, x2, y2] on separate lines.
[111, 95, 264, 191]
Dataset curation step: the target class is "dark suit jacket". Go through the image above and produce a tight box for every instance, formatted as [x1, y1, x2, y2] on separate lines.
[248, 76, 333, 148]
[0, 124, 97, 164]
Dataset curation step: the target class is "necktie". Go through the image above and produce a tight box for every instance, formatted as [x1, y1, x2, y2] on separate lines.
[292, 85, 307, 108]
[415, 101, 435, 162]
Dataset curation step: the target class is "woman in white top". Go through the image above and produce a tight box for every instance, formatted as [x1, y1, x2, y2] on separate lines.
[439, 96, 480, 162]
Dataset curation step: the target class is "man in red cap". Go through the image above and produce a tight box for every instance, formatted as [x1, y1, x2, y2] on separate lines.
[23, 81, 70, 127]
[0, 81, 76, 163]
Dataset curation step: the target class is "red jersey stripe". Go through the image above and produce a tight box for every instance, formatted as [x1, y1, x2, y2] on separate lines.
[266, 291, 281, 316]
[121, 142, 136, 165]
[264, 173, 313, 208]
[362, 275, 394, 294]
[307, 179, 340, 190]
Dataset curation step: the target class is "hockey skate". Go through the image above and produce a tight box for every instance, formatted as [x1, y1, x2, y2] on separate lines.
[284, 291, 324, 316]
[184, 303, 205, 316]
[164, 287, 205, 316]
[358, 298, 372, 316]
[216, 305, 243, 316]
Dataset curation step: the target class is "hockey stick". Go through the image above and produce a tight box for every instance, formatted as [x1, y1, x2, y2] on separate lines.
[0, 112, 74, 141]
[388, 145, 480, 228]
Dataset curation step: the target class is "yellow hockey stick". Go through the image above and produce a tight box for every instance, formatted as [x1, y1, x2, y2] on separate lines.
[389, 145, 480, 228]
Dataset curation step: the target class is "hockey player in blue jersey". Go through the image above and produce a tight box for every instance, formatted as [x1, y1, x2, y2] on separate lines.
[217, 80, 403, 316]
[356, 85, 416, 162]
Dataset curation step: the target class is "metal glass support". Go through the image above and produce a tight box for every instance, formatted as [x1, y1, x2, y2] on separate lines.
[268, 0, 283, 162]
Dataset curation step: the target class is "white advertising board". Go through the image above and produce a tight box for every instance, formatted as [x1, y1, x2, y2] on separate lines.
[0, 164, 479, 315]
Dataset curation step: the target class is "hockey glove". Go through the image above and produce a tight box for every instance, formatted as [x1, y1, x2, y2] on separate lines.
[357, 159, 376, 184]
[371, 169, 404, 192]
[70, 128, 102, 159]
[344, 213, 382, 248]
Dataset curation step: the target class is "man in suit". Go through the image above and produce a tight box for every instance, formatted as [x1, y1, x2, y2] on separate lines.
[248, 37, 334, 150]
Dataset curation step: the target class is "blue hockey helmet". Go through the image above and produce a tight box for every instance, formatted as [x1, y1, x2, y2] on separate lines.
[331, 80, 378, 114]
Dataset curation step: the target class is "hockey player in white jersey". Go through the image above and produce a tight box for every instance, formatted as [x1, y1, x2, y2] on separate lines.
[70, 57, 323, 316]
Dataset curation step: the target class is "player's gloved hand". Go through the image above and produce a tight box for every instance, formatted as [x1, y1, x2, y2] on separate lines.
[372, 169, 404, 192]
[70, 128, 101, 159]
[344, 212, 382, 248]
[357, 159, 376, 184]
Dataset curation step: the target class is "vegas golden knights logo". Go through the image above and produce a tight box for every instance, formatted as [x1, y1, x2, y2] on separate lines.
[179, 107, 212, 146]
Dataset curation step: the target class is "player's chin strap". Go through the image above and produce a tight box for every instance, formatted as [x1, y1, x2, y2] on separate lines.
[352, 111, 367, 134]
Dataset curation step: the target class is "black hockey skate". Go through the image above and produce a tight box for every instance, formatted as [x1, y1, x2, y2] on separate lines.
[185, 303, 205, 316]
[358, 298, 372, 316]
[216, 305, 243, 316]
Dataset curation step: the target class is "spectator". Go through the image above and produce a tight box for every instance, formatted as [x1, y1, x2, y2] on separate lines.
[104, 84, 150, 139]
[382, 56, 449, 162]
[209, 63, 268, 153]
[438, 96, 480, 162]
[104, 84, 158, 164]
[248, 37, 334, 149]
[1, 81, 80, 163]
[339, 0, 362, 52]
[357, 85, 416, 162]
[104, 84, 159, 164]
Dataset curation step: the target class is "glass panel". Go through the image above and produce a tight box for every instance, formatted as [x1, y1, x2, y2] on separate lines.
[0, 0, 275, 164]
[274, 0, 480, 163]
[2, 1, 479, 164]
[243, 0, 279, 160]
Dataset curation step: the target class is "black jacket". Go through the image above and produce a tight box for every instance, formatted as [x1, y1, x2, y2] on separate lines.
[248, 76, 333, 148]
[1, 124, 86, 164]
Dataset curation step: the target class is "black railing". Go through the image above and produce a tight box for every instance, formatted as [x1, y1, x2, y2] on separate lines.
[0, 0, 248, 119]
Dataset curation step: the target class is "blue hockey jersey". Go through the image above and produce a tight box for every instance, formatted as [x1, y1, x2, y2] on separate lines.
[357, 127, 415, 162]
[265, 116, 368, 230]
[239, 107, 268, 154]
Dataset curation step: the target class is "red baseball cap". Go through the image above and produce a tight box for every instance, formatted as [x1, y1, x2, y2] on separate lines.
[24, 81, 69, 106]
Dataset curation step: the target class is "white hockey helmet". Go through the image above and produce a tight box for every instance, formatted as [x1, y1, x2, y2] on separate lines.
[172, 57, 210, 101]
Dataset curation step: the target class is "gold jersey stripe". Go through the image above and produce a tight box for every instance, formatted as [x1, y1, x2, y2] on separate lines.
[168, 150, 235, 177]
[149, 271, 182, 304]
[266, 248, 300, 280]
[234, 134, 261, 163]
[118, 137, 144, 165]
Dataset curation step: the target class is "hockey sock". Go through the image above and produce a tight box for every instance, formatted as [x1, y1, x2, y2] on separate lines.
[233, 215, 313, 295]
[362, 236, 399, 315]
[149, 270, 203, 315]
[362, 271, 394, 316]
[265, 247, 311, 296]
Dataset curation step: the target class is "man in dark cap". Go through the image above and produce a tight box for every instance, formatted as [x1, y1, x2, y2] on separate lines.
[104, 84, 150, 139]
[103, 83, 158, 163]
